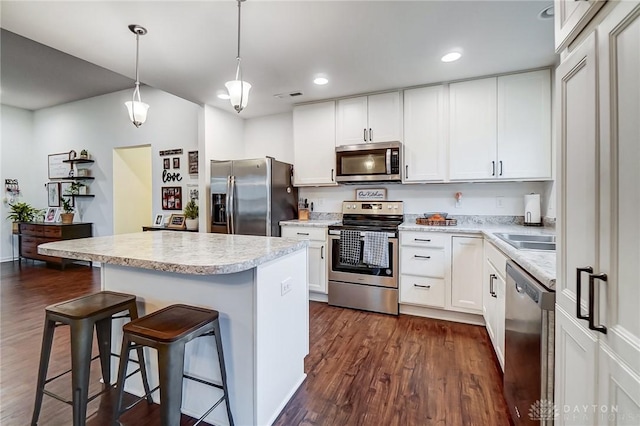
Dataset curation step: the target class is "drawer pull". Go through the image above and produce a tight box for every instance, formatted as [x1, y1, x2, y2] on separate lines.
[414, 255, 431, 259]
[414, 284, 431, 289]
[296, 232, 309, 236]
[414, 238, 431, 242]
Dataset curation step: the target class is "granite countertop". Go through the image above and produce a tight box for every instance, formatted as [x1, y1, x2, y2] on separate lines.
[399, 222, 556, 289]
[38, 231, 307, 275]
[280, 219, 341, 227]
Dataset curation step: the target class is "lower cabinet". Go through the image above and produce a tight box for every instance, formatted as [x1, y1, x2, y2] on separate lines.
[451, 236, 483, 313]
[281, 226, 328, 294]
[19, 222, 92, 268]
[483, 240, 507, 370]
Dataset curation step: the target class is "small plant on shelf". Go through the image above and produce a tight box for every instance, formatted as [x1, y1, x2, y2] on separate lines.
[79, 149, 89, 159]
[184, 200, 199, 219]
[66, 182, 86, 195]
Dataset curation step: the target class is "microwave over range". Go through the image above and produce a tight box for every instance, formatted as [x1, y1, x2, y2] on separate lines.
[335, 142, 402, 183]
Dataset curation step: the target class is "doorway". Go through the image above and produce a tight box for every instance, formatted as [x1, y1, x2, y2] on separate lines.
[113, 145, 152, 234]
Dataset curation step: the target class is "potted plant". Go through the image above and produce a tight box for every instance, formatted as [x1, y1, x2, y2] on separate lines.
[66, 182, 86, 195]
[7, 202, 36, 233]
[183, 200, 199, 231]
[60, 198, 74, 224]
[79, 149, 89, 159]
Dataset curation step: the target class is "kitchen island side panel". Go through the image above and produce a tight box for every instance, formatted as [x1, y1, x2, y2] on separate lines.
[101, 263, 257, 426]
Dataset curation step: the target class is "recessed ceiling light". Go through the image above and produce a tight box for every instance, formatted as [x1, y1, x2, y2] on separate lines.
[314, 77, 329, 85]
[217, 93, 230, 100]
[441, 52, 462, 63]
[538, 5, 554, 20]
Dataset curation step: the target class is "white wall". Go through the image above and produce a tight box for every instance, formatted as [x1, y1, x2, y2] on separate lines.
[113, 145, 152, 234]
[1, 105, 35, 261]
[244, 112, 293, 164]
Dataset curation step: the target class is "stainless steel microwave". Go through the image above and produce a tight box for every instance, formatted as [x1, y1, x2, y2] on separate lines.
[335, 142, 402, 183]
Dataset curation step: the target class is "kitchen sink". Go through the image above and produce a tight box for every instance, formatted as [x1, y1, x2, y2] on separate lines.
[494, 233, 556, 251]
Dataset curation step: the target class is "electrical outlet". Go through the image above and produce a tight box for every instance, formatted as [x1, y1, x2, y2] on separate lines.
[281, 277, 292, 296]
[496, 196, 505, 209]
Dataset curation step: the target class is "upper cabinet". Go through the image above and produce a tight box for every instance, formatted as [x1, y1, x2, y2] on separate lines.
[292, 101, 338, 186]
[449, 69, 552, 181]
[403, 85, 447, 182]
[555, 0, 607, 52]
[336, 92, 402, 146]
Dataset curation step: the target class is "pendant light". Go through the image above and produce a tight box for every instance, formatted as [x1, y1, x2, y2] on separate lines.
[124, 24, 149, 127]
[225, 0, 251, 113]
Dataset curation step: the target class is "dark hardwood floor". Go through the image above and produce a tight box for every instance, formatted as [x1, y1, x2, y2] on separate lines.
[1, 260, 510, 426]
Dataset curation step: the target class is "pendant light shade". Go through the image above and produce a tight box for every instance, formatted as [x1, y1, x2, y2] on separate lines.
[226, 0, 251, 113]
[125, 25, 149, 127]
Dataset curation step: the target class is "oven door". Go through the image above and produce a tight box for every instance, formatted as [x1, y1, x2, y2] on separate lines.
[328, 233, 398, 288]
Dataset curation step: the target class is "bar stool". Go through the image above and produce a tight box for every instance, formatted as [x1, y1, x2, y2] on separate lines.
[31, 291, 152, 426]
[113, 304, 234, 426]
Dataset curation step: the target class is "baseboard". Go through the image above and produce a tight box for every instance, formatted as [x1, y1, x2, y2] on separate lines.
[309, 292, 328, 303]
[400, 304, 485, 326]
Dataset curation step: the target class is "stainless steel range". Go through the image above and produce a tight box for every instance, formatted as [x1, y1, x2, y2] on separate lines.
[328, 201, 403, 315]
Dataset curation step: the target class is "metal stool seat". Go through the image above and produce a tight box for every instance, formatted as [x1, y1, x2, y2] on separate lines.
[31, 291, 151, 426]
[113, 304, 234, 426]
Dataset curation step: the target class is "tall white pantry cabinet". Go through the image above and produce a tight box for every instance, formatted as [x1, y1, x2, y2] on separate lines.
[555, 2, 640, 425]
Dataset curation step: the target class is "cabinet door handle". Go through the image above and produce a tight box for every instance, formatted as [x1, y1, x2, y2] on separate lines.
[576, 266, 593, 320]
[369, 128, 372, 141]
[414, 255, 431, 259]
[489, 273, 497, 297]
[414, 284, 431, 289]
[363, 128, 367, 142]
[499, 160, 503, 176]
[331, 168, 334, 182]
[491, 161, 496, 176]
[405, 165, 409, 179]
[588, 273, 607, 334]
[296, 232, 309, 236]
[321, 245, 324, 259]
[414, 238, 431, 242]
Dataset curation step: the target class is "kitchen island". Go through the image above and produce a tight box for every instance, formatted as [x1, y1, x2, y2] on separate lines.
[39, 231, 309, 426]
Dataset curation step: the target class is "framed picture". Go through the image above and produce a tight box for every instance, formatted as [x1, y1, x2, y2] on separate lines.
[44, 207, 58, 223]
[154, 214, 164, 227]
[188, 151, 198, 174]
[47, 182, 60, 207]
[161, 186, 182, 210]
[48, 153, 70, 179]
[173, 157, 180, 169]
[163, 158, 170, 170]
[167, 214, 186, 229]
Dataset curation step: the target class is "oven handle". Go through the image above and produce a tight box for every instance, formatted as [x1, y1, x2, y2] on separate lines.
[328, 230, 397, 238]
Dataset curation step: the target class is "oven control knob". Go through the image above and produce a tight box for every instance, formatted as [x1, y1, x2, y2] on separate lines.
[386, 269, 392, 275]
[393, 205, 398, 209]
[346, 205, 351, 209]
[387, 205, 392, 209]
[352, 204, 357, 209]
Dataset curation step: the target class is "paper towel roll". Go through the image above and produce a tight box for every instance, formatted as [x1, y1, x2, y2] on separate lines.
[524, 193, 541, 224]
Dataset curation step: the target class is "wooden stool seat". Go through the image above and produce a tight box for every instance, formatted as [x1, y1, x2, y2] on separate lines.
[124, 304, 219, 342]
[31, 291, 151, 426]
[113, 304, 234, 426]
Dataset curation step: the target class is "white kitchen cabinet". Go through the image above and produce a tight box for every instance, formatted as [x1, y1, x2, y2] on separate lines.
[497, 70, 551, 179]
[556, 2, 640, 424]
[483, 240, 507, 370]
[281, 226, 328, 294]
[399, 231, 450, 309]
[449, 77, 497, 180]
[449, 70, 552, 181]
[336, 92, 401, 146]
[450, 236, 483, 313]
[402, 85, 447, 182]
[555, 0, 607, 52]
[292, 101, 337, 186]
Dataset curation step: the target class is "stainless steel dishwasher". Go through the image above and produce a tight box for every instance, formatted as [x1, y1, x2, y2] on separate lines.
[504, 260, 555, 425]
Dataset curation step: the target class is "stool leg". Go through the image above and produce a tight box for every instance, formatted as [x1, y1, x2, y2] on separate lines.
[213, 319, 234, 426]
[127, 302, 153, 403]
[112, 334, 132, 426]
[95, 317, 112, 386]
[70, 319, 94, 426]
[157, 342, 186, 426]
[31, 318, 56, 426]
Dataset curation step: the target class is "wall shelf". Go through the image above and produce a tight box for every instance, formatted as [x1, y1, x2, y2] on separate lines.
[63, 158, 95, 164]
[71, 194, 95, 198]
[51, 176, 95, 181]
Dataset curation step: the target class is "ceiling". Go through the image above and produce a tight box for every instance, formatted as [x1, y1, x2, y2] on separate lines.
[0, 1, 556, 119]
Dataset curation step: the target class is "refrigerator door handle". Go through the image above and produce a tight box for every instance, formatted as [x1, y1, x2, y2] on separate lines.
[225, 176, 232, 234]
[229, 176, 236, 234]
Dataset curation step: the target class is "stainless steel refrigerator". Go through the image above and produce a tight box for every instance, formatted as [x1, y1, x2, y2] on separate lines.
[210, 158, 298, 237]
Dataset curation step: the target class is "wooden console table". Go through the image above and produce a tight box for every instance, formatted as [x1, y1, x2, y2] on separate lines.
[18, 222, 92, 269]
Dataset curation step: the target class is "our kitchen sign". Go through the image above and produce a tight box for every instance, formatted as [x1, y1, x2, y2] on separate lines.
[356, 188, 387, 201]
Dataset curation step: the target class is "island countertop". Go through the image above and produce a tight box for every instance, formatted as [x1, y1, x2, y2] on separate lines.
[38, 231, 307, 275]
